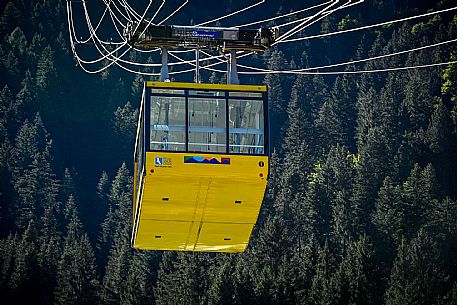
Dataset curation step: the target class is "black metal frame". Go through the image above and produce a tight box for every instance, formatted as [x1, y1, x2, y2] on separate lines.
[144, 86, 269, 156]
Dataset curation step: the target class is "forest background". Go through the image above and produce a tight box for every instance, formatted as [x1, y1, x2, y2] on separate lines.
[1, 0, 457, 304]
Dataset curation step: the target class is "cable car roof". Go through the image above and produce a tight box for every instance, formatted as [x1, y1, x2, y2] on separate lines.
[146, 81, 267, 92]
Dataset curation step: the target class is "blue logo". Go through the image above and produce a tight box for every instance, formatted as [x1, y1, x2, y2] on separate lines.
[154, 157, 172, 167]
[191, 30, 221, 39]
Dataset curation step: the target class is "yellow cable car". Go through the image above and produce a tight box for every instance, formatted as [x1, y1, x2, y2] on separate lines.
[132, 81, 269, 252]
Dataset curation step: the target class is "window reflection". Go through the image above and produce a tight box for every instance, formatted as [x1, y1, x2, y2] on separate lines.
[149, 89, 266, 155]
[150, 96, 186, 151]
[229, 99, 264, 155]
[188, 97, 226, 153]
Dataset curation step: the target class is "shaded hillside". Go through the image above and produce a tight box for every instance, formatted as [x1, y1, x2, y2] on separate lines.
[1, 0, 457, 304]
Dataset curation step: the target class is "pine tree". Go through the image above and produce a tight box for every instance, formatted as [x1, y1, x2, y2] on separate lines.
[122, 250, 155, 305]
[7, 27, 28, 56]
[100, 163, 154, 305]
[113, 101, 139, 143]
[248, 216, 299, 304]
[155, 252, 212, 305]
[101, 238, 131, 305]
[428, 197, 457, 237]
[323, 145, 357, 249]
[308, 242, 341, 305]
[371, 176, 405, 246]
[36, 45, 57, 90]
[36, 205, 61, 304]
[384, 229, 449, 305]
[316, 75, 356, 151]
[7, 219, 40, 304]
[402, 164, 439, 239]
[55, 204, 100, 305]
[338, 235, 378, 305]
[0, 2, 22, 35]
[425, 98, 456, 195]
[264, 49, 287, 146]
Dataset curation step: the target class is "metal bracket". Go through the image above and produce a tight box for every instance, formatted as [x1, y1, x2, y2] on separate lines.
[228, 50, 239, 85]
[194, 49, 201, 83]
[159, 47, 170, 82]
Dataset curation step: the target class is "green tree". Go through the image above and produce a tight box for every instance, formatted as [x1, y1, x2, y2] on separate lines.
[155, 252, 212, 305]
[308, 242, 341, 305]
[338, 235, 379, 305]
[55, 204, 100, 305]
[264, 49, 287, 146]
[36, 45, 56, 90]
[7, 27, 28, 56]
[371, 176, 405, 246]
[316, 75, 356, 150]
[402, 164, 439, 238]
[385, 229, 449, 305]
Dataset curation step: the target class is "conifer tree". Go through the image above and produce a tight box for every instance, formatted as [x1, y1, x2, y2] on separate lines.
[36, 45, 56, 90]
[155, 252, 212, 305]
[371, 176, 405, 246]
[308, 242, 341, 305]
[122, 250, 155, 305]
[385, 229, 449, 305]
[55, 200, 99, 305]
[338, 235, 378, 305]
[316, 75, 356, 151]
[264, 49, 287, 146]
[7, 219, 40, 304]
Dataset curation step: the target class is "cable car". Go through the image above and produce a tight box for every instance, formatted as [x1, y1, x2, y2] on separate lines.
[132, 81, 269, 252]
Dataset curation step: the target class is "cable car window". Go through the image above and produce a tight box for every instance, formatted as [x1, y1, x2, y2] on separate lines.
[150, 96, 186, 151]
[228, 92, 263, 98]
[152, 88, 185, 95]
[229, 99, 264, 155]
[188, 90, 225, 98]
[188, 97, 226, 153]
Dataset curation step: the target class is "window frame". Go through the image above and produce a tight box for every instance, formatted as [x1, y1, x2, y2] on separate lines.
[145, 87, 269, 156]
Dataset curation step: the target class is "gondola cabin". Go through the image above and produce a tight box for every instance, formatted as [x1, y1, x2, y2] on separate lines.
[132, 81, 269, 252]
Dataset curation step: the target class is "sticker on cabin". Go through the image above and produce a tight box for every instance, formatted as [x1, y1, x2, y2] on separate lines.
[184, 156, 230, 165]
[155, 157, 172, 167]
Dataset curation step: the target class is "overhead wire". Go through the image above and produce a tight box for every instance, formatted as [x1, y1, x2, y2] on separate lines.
[105, 1, 129, 41]
[69, 0, 154, 72]
[109, 0, 136, 21]
[117, 0, 142, 21]
[72, 0, 233, 70]
[69, 0, 353, 71]
[70, 0, 456, 77]
[274, 0, 365, 44]
[196, 0, 266, 26]
[158, 0, 189, 25]
[69, 0, 226, 67]
[249, 60, 457, 75]
[274, 0, 342, 43]
[150, 0, 166, 25]
[235, 38, 457, 73]
[278, 5, 457, 43]
[68, 0, 130, 65]
[234, 1, 333, 28]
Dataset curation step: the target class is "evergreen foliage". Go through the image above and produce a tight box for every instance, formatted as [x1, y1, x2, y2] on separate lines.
[0, 0, 457, 304]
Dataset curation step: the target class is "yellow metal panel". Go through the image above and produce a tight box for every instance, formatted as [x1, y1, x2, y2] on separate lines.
[203, 179, 266, 223]
[134, 220, 192, 250]
[132, 152, 268, 252]
[194, 222, 254, 252]
[140, 177, 201, 221]
[146, 81, 267, 92]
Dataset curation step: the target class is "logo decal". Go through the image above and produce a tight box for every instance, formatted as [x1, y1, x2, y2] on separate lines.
[155, 157, 172, 167]
[191, 30, 222, 39]
[184, 156, 230, 165]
